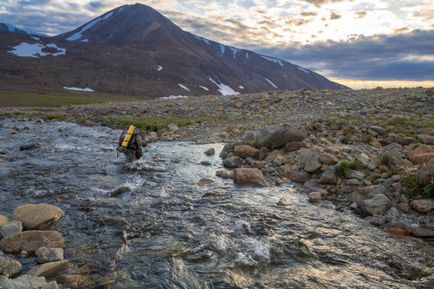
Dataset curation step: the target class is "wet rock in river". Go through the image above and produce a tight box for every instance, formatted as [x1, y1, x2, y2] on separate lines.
[308, 191, 321, 203]
[0, 251, 22, 277]
[362, 194, 392, 215]
[197, 178, 215, 187]
[223, 156, 244, 169]
[233, 168, 266, 186]
[109, 186, 131, 197]
[19, 143, 40, 151]
[216, 170, 234, 179]
[0, 215, 8, 226]
[410, 199, 434, 213]
[0, 221, 23, 238]
[256, 124, 307, 149]
[277, 197, 290, 207]
[13, 204, 64, 230]
[0, 274, 50, 289]
[233, 145, 258, 159]
[0, 231, 65, 254]
[36, 247, 64, 264]
[204, 148, 215, 156]
[26, 260, 69, 277]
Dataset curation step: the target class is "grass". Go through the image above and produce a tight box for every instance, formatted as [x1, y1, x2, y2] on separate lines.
[335, 160, 362, 178]
[379, 154, 393, 167]
[0, 90, 142, 107]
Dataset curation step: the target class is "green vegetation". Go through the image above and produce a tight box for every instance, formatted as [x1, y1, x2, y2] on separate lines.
[379, 154, 393, 167]
[335, 160, 361, 178]
[424, 183, 434, 198]
[0, 90, 141, 107]
[402, 175, 434, 198]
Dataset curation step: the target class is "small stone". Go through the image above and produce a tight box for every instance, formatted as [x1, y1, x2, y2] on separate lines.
[233, 145, 259, 159]
[319, 152, 338, 165]
[410, 199, 434, 213]
[416, 165, 434, 186]
[215, 170, 234, 179]
[308, 192, 322, 203]
[233, 168, 266, 186]
[0, 231, 65, 254]
[204, 148, 215, 156]
[257, 146, 269, 161]
[0, 221, 23, 238]
[362, 194, 392, 215]
[364, 216, 385, 226]
[19, 143, 40, 151]
[417, 134, 434, 145]
[277, 197, 290, 206]
[26, 260, 69, 277]
[200, 161, 212, 166]
[167, 123, 179, 132]
[36, 247, 64, 264]
[286, 170, 311, 183]
[284, 141, 302, 152]
[13, 204, 64, 230]
[275, 178, 287, 186]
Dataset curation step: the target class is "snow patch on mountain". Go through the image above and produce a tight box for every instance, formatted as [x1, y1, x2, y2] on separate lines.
[157, 65, 163, 71]
[261, 56, 284, 67]
[199, 85, 209, 91]
[66, 11, 115, 41]
[239, 85, 245, 89]
[208, 77, 239, 96]
[64, 86, 95, 92]
[161, 95, 188, 100]
[228, 47, 238, 58]
[8, 42, 66, 58]
[5, 23, 16, 32]
[297, 66, 311, 74]
[219, 45, 225, 54]
[178, 84, 190, 91]
[264, 78, 278, 89]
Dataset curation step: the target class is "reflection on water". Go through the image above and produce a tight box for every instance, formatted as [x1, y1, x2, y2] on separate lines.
[0, 120, 433, 288]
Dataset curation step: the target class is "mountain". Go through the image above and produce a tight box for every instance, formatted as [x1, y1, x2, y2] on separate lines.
[0, 23, 44, 37]
[0, 4, 347, 97]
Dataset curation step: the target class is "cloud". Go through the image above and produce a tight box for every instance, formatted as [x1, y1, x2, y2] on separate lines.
[330, 11, 341, 20]
[258, 30, 434, 81]
[355, 11, 367, 18]
[302, 0, 352, 7]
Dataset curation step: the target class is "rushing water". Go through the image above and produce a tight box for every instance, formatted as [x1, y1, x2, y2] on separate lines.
[0, 119, 433, 289]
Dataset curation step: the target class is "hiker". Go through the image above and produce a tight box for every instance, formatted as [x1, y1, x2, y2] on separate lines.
[116, 125, 147, 161]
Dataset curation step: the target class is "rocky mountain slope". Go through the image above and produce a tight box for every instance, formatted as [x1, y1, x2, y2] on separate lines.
[0, 4, 347, 97]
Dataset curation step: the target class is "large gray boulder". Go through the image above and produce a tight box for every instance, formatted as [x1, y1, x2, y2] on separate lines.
[299, 148, 321, 173]
[256, 124, 307, 150]
[362, 194, 392, 215]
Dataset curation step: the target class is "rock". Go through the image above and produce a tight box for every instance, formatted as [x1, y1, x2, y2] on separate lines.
[223, 156, 244, 169]
[233, 168, 266, 186]
[0, 231, 65, 254]
[200, 161, 212, 166]
[202, 189, 231, 201]
[286, 170, 311, 183]
[109, 186, 131, 197]
[0, 221, 23, 238]
[35, 248, 64, 264]
[233, 145, 259, 159]
[284, 142, 303, 152]
[362, 194, 392, 215]
[0, 215, 8, 226]
[0, 251, 22, 277]
[299, 148, 321, 173]
[416, 165, 434, 186]
[197, 178, 215, 187]
[257, 146, 269, 161]
[26, 260, 69, 277]
[319, 166, 338, 184]
[308, 192, 321, 203]
[358, 153, 370, 167]
[418, 134, 434, 145]
[204, 148, 215, 156]
[167, 123, 179, 132]
[0, 275, 48, 289]
[410, 199, 434, 213]
[369, 126, 385, 135]
[382, 221, 413, 236]
[256, 124, 307, 149]
[364, 216, 385, 226]
[304, 181, 328, 196]
[216, 170, 234, 179]
[412, 227, 434, 238]
[19, 143, 40, 151]
[277, 197, 290, 207]
[348, 170, 365, 180]
[408, 145, 434, 164]
[358, 185, 388, 197]
[345, 179, 361, 186]
[319, 152, 338, 165]
[13, 204, 64, 230]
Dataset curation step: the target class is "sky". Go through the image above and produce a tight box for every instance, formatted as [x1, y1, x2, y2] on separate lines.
[1, 0, 434, 89]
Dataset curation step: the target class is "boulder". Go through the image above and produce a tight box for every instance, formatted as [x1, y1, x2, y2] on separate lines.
[308, 192, 322, 203]
[223, 156, 244, 169]
[299, 148, 321, 173]
[410, 199, 434, 213]
[418, 134, 434, 145]
[36, 248, 64, 264]
[319, 166, 338, 184]
[362, 194, 392, 215]
[13, 204, 64, 230]
[0, 231, 65, 254]
[277, 197, 290, 207]
[256, 124, 307, 149]
[304, 181, 328, 196]
[0, 221, 23, 238]
[358, 185, 388, 197]
[215, 170, 234, 179]
[416, 165, 434, 186]
[412, 227, 434, 238]
[26, 260, 69, 277]
[233, 145, 259, 159]
[285, 171, 311, 183]
[285, 142, 303, 152]
[233, 168, 266, 186]
[382, 221, 413, 236]
[0, 275, 48, 289]
[204, 148, 215, 156]
[0, 215, 8, 226]
[408, 145, 434, 164]
[0, 251, 22, 277]
[319, 152, 338, 165]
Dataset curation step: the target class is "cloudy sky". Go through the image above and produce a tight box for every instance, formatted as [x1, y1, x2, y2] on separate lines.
[1, 0, 433, 88]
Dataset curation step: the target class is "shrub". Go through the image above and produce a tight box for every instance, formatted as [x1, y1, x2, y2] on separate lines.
[336, 160, 351, 178]
[379, 154, 393, 167]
